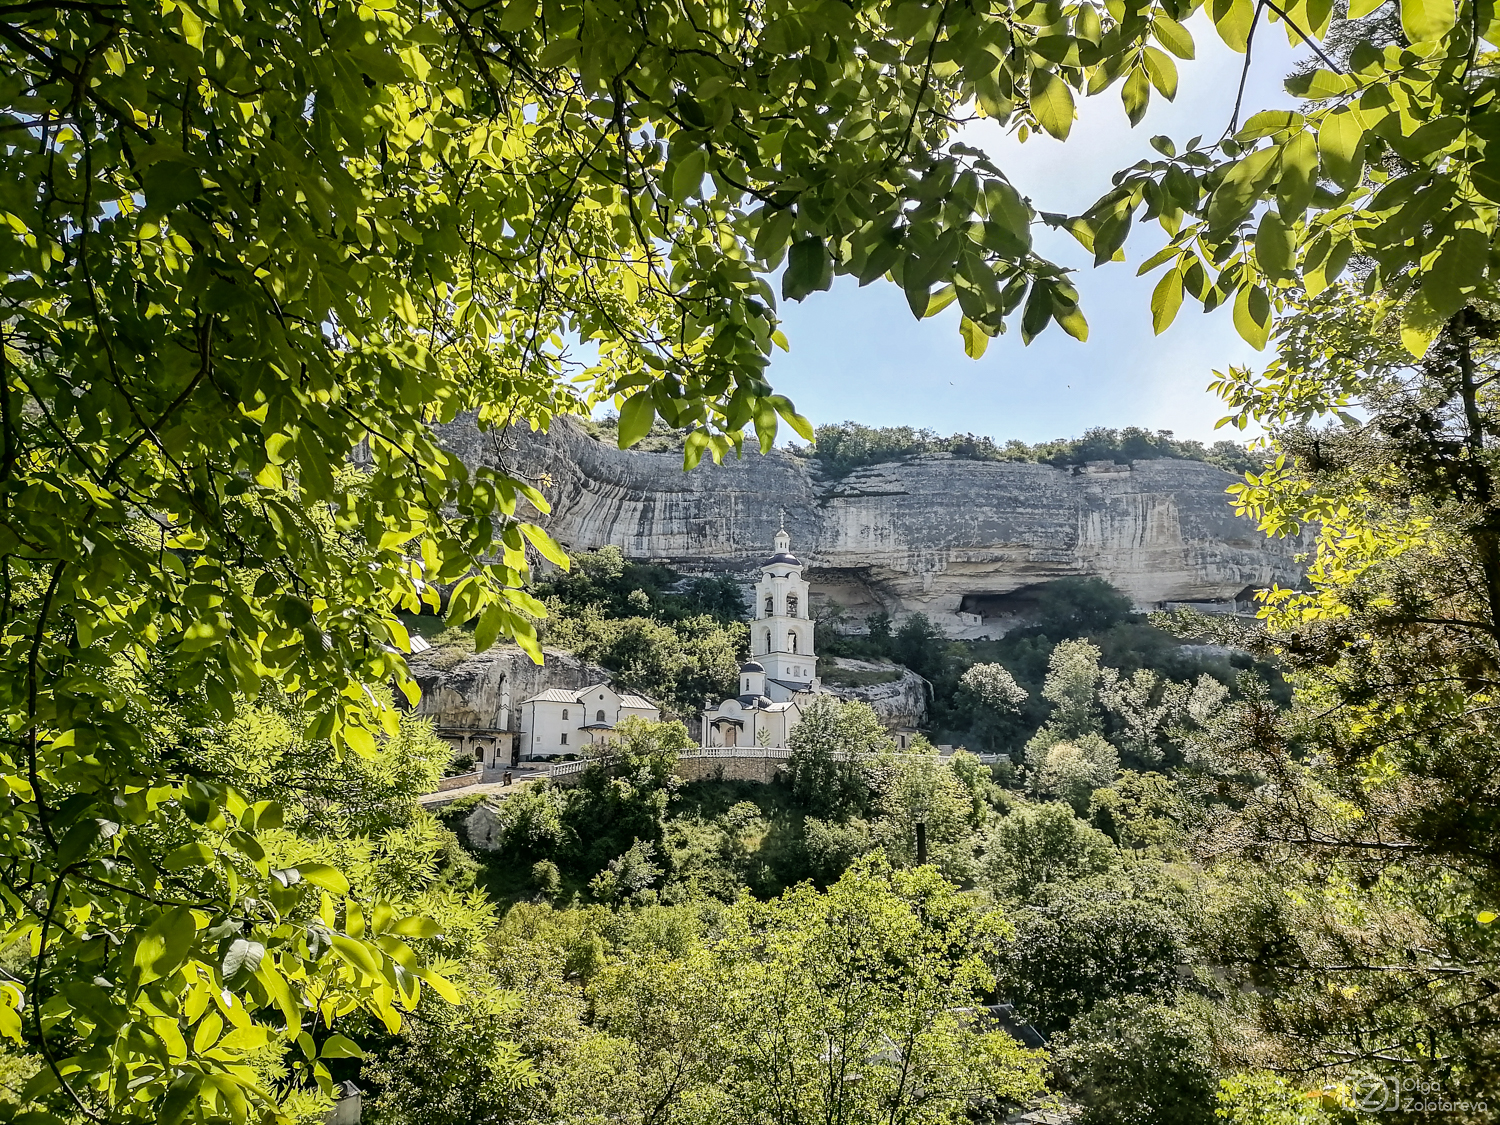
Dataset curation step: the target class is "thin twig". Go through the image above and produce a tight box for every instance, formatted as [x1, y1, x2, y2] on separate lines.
[1226, 1, 1265, 139]
[1261, 0, 1344, 73]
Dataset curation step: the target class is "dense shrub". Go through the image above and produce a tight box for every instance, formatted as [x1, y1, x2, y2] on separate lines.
[983, 801, 1117, 899]
[1054, 995, 1219, 1125]
[999, 879, 1185, 1033]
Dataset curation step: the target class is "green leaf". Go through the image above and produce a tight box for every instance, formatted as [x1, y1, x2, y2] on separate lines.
[537, 38, 581, 67]
[520, 522, 569, 569]
[754, 208, 797, 265]
[1276, 132, 1319, 218]
[418, 968, 462, 1003]
[1152, 14, 1196, 58]
[683, 430, 710, 471]
[1400, 289, 1446, 357]
[342, 724, 376, 756]
[1208, 146, 1280, 229]
[330, 934, 384, 978]
[319, 1034, 366, 1059]
[960, 316, 990, 358]
[1211, 0, 1257, 51]
[1233, 284, 1273, 350]
[753, 398, 778, 453]
[142, 160, 202, 212]
[1306, 0, 1337, 37]
[250, 800, 283, 830]
[221, 938, 266, 983]
[617, 391, 656, 447]
[1471, 158, 1500, 202]
[768, 395, 815, 441]
[857, 228, 904, 284]
[1423, 228, 1490, 318]
[985, 180, 1033, 251]
[904, 275, 932, 319]
[164, 841, 217, 871]
[1151, 267, 1184, 334]
[135, 908, 197, 984]
[297, 863, 351, 894]
[1401, 0, 1456, 41]
[1076, 3, 1103, 42]
[1318, 108, 1367, 188]
[1021, 279, 1053, 343]
[1142, 47, 1178, 100]
[57, 819, 103, 867]
[1053, 303, 1089, 341]
[783, 237, 832, 301]
[671, 147, 707, 204]
[1122, 67, 1151, 126]
[1237, 110, 1302, 142]
[474, 603, 504, 652]
[1285, 68, 1356, 98]
[1030, 70, 1075, 140]
[924, 283, 958, 318]
[498, 0, 534, 32]
[1255, 210, 1295, 278]
[1093, 210, 1131, 265]
[390, 915, 444, 939]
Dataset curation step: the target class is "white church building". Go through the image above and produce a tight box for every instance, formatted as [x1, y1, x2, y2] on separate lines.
[517, 683, 660, 759]
[701, 526, 823, 748]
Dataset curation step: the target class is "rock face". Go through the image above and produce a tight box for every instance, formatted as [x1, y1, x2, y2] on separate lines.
[823, 659, 929, 729]
[438, 416, 1306, 638]
[408, 645, 610, 733]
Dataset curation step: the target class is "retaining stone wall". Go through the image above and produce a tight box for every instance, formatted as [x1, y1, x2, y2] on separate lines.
[673, 752, 787, 785]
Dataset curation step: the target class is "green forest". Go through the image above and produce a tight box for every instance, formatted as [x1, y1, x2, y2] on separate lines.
[4, 0, 1500, 1122]
[578, 415, 1268, 475]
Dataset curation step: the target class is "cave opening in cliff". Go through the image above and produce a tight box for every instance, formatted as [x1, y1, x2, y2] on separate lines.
[958, 586, 1054, 626]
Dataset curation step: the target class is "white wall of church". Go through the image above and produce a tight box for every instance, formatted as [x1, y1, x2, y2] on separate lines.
[523, 701, 577, 757]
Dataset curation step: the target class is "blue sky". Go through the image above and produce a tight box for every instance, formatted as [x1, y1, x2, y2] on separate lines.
[766, 17, 1308, 444]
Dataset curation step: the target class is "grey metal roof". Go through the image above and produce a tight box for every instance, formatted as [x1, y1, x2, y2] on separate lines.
[522, 688, 583, 704]
[521, 684, 658, 709]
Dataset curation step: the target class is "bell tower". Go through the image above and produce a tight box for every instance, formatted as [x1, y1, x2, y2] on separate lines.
[754, 518, 816, 696]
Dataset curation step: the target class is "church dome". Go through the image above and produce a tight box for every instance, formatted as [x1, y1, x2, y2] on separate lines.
[739, 660, 765, 673]
[763, 551, 801, 566]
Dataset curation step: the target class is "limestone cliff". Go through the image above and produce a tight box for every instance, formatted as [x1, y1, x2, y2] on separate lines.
[437, 415, 1305, 638]
[408, 644, 609, 733]
[823, 659, 929, 729]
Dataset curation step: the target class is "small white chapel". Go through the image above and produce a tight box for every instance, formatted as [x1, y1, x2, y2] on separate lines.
[700, 525, 823, 748]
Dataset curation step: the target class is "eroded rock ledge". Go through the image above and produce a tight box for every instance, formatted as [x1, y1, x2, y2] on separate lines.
[437, 415, 1306, 638]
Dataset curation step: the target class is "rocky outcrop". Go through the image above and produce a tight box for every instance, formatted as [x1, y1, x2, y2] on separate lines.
[408, 644, 609, 732]
[823, 659, 928, 729]
[438, 416, 1306, 638]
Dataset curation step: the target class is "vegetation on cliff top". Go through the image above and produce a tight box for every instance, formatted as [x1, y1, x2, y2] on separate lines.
[794, 423, 1266, 478]
[579, 413, 1266, 477]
